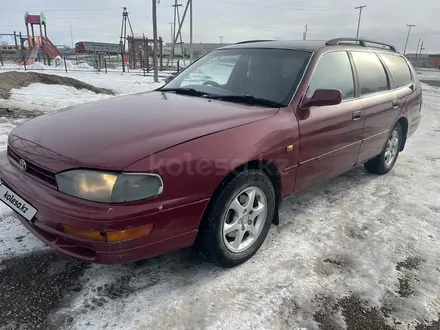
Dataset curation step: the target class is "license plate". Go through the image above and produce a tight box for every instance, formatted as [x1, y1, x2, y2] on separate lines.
[0, 183, 37, 221]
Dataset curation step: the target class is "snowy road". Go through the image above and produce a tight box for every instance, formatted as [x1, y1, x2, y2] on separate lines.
[0, 72, 439, 329]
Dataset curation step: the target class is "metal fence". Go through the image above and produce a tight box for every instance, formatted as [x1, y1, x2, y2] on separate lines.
[0, 51, 187, 75]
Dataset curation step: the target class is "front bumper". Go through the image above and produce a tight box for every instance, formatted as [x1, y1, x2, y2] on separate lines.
[0, 152, 209, 264]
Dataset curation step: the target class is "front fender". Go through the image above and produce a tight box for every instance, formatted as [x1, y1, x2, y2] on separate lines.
[123, 109, 299, 210]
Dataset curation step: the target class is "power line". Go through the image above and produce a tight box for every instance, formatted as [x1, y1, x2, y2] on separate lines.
[215, 0, 349, 10]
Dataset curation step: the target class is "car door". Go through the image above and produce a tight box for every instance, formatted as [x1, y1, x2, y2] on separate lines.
[351, 51, 399, 164]
[294, 50, 364, 193]
[379, 53, 422, 139]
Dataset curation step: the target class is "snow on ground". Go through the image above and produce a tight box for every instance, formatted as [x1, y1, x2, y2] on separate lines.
[0, 68, 439, 329]
[9, 83, 113, 111]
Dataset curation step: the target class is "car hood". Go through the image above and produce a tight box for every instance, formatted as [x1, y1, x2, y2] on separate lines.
[9, 91, 278, 172]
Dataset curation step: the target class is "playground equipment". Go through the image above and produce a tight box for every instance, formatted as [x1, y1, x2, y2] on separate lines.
[20, 12, 61, 66]
[126, 35, 164, 70]
[19, 36, 41, 65]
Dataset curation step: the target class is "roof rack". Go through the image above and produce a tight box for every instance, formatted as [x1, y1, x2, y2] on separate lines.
[235, 40, 274, 45]
[325, 38, 398, 52]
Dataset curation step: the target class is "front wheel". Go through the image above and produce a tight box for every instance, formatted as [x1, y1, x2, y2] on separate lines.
[196, 170, 275, 268]
[364, 122, 402, 174]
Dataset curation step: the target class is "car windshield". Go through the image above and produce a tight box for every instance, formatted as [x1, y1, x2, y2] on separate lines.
[161, 48, 311, 107]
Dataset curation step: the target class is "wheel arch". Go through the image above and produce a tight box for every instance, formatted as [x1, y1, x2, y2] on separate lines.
[198, 159, 282, 233]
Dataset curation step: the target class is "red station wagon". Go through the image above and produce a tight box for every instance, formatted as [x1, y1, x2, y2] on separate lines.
[0, 38, 422, 267]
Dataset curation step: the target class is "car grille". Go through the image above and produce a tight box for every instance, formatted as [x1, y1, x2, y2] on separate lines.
[7, 145, 58, 188]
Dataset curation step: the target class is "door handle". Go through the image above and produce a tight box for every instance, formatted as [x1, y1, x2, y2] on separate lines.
[392, 100, 399, 108]
[352, 110, 362, 120]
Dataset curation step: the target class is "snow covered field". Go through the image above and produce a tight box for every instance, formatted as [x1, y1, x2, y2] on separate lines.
[0, 69, 439, 329]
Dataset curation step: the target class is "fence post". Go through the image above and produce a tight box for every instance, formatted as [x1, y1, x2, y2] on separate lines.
[13, 31, 18, 49]
[64, 56, 67, 73]
[120, 41, 125, 73]
[23, 56, 27, 71]
[139, 51, 143, 71]
[177, 59, 180, 72]
[159, 36, 163, 71]
[18, 32, 23, 58]
[104, 59, 107, 74]
[146, 39, 150, 73]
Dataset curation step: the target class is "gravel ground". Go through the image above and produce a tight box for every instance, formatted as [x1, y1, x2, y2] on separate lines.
[0, 81, 439, 330]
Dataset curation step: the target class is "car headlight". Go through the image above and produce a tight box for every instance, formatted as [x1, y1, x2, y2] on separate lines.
[56, 170, 163, 203]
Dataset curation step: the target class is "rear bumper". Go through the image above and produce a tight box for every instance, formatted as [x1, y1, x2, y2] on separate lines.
[407, 116, 421, 138]
[0, 152, 209, 264]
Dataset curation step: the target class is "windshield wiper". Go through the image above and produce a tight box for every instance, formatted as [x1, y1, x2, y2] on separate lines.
[202, 94, 283, 108]
[159, 87, 206, 97]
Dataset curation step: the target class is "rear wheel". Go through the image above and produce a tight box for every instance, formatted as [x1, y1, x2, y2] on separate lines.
[364, 122, 402, 174]
[196, 170, 275, 268]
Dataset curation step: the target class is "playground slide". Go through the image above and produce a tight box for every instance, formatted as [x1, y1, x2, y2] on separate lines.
[19, 37, 41, 66]
[42, 37, 61, 58]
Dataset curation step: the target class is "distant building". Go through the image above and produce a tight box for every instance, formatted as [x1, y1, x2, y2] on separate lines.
[165, 42, 233, 59]
[428, 54, 440, 68]
[405, 53, 430, 68]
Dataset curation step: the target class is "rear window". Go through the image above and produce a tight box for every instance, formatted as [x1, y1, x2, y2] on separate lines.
[351, 51, 389, 96]
[380, 54, 412, 88]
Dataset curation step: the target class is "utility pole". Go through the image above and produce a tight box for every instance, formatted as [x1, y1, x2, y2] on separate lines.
[414, 38, 421, 67]
[119, 7, 135, 72]
[166, 0, 191, 69]
[419, 41, 424, 55]
[415, 38, 421, 58]
[175, 1, 185, 66]
[70, 24, 74, 48]
[355, 5, 367, 38]
[403, 24, 415, 55]
[189, 0, 193, 63]
[152, 0, 159, 82]
[169, 23, 174, 43]
[218, 36, 224, 45]
[303, 24, 308, 40]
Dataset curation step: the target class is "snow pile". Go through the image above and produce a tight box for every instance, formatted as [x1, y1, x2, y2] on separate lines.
[8, 83, 113, 111]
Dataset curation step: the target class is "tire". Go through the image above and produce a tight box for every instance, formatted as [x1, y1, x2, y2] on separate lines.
[364, 122, 403, 174]
[196, 170, 276, 268]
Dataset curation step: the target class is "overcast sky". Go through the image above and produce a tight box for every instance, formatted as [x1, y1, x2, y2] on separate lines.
[1, 0, 439, 53]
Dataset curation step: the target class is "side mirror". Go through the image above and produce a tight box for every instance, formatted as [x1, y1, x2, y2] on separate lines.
[302, 89, 342, 108]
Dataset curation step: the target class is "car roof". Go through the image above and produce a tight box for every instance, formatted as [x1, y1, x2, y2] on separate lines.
[219, 40, 326, 52]
[218, 38, 400, 54]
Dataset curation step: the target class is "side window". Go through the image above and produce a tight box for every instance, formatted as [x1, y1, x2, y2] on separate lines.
[380, 53, 412, 88]
[309, 51, 355, 100]
[351, 52, 389, 96]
